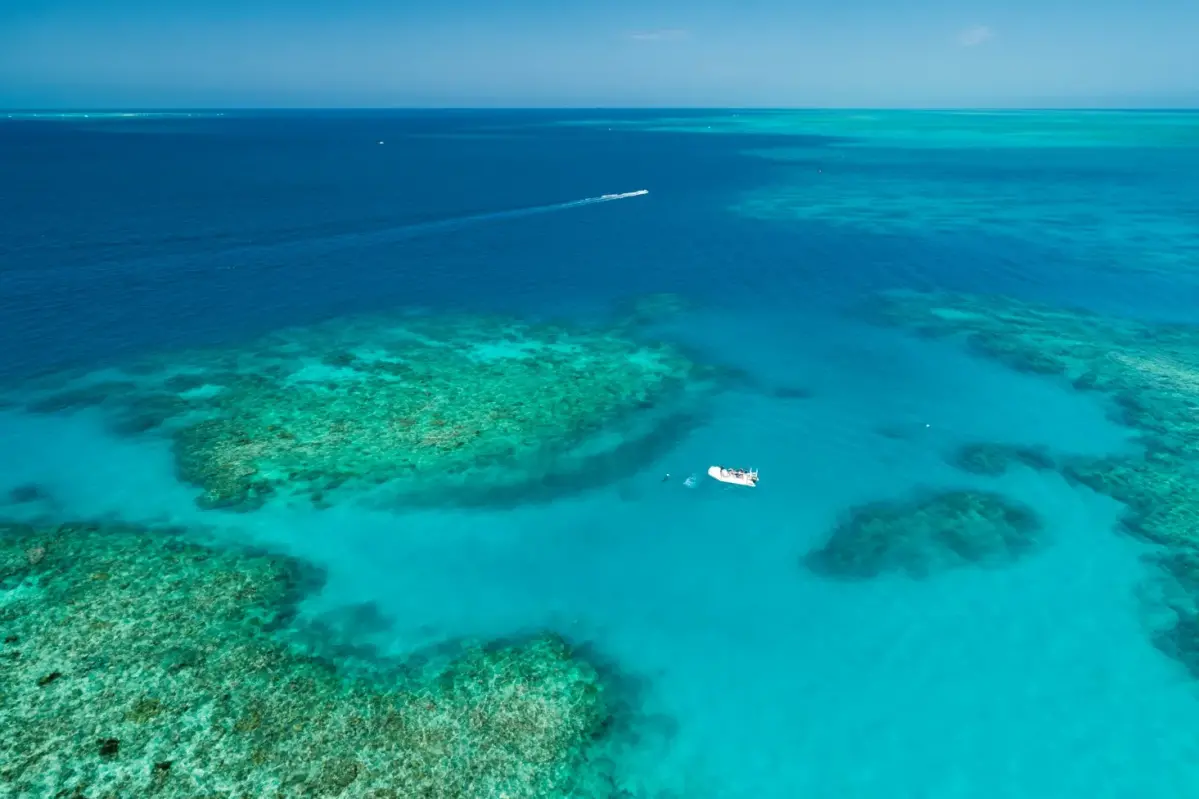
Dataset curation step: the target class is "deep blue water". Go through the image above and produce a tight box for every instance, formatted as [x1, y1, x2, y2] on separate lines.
[6, 110, 1194, 379]
[4, 109, 1199, 798]
[2, 111, 777, 375]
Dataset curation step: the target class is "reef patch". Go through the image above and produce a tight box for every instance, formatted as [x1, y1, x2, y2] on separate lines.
[8, 304, 721, 511]
[804, 489, 1045, 579]
[871, 289, 1199, 549]
[948, 442, 1056, 476]
[0, 519, 646, 798]
[868, 288, 1199, 676]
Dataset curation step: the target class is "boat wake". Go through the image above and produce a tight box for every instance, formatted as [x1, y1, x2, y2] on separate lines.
[392, 188, 649, 233]
[223, 187, 649, 256]
[598, 189, 650, 201]
[30, 189, 651, 281]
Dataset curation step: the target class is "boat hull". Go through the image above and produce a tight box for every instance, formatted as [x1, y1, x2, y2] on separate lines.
[707, 466, 756, 487]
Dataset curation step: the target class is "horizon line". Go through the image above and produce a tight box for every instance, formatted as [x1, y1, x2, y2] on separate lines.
[4, 105, 1199, 113]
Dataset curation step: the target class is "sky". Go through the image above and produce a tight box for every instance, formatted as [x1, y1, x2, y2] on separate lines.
[1, 0, 1197, 108]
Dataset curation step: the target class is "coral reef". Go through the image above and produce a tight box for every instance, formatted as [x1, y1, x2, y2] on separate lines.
[948, 442, 1055, 476]
[9, 305, 718, 511]
[562, 110, 1199, 149]
[734, 164, 1199, 279]
[0, 520, 629, 798]
[1141, 548, 1199, 680]
[872, 289, 1199, 549]
[804, 489, 1044, 579]
[869, 288, 1199, 675]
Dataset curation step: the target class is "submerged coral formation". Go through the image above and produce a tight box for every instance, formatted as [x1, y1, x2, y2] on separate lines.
[948, 442, 1055, 476]
[590, 110, 1199, 148]
[804, 489, 1044, 579]
[870, 289, 1199, 674]
[5, 484, 50, 505]
[733, 158, 1199, 279]
[1142, 547, 1199, 680]
[873, 289, 1199, 549]
[608, 292, 695, 331]
[10, 306, 717, 511]
[0, 520, 625, 798]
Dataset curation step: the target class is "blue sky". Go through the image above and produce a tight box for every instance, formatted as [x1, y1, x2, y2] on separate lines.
[1, 0, 1196, 108]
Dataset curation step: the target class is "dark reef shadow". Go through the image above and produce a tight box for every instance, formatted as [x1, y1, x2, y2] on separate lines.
[1138, 549, 1199, 682]
[768, 384, 814, 401]
[23, 381, 139, 415]
[945, 441, 1057, 477]
[282, 600, 399, 668]
[670, 340, 815, 404]
[6, 483, 54, 506]
[365, 408, 711, 512]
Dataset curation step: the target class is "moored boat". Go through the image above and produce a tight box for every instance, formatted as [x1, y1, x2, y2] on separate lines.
[707, 466, 758, 487]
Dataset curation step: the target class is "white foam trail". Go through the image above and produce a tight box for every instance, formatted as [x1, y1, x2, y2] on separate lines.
[600, 189, 649, 200]
[347, 188, 647, 243]
[545, 189, 649, 210]
[409, 188, 649, 229]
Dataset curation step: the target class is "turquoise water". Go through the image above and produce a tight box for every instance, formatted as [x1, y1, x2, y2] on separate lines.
[4, 110, 1199, 797]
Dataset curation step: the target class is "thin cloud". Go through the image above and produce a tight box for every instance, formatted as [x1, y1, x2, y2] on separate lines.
[957, 26, 994, 47]
[628, 29, 689, 42]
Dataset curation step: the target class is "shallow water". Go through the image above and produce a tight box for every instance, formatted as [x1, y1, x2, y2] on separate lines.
[4, 109, 1199, 797]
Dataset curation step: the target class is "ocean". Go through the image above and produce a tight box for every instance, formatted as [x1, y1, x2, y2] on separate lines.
[3, 109, 1199, 798]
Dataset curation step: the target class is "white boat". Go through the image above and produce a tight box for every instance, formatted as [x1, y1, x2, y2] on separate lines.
[708, 466, 759, 487]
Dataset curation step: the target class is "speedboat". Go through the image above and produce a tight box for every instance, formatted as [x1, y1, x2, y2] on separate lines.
[707, 466, 758, 487]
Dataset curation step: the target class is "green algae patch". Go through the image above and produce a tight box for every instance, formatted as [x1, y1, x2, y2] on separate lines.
[0, 521, 623, 798]
[10, 307, 717, 511]
[805, 489, 1045, 579]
